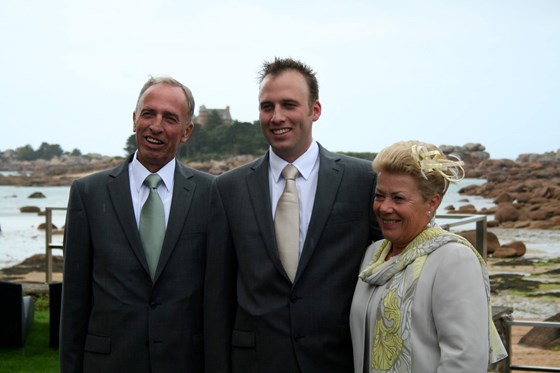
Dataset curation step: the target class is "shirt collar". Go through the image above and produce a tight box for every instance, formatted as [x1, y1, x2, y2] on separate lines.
[269, 141, 319, 182]
[130, 151, 175, 192]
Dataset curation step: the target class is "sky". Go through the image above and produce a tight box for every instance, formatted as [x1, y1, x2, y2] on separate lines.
[1, 0, 559, 160]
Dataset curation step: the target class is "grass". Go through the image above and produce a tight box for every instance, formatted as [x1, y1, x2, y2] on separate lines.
[0, 295, 59, 373]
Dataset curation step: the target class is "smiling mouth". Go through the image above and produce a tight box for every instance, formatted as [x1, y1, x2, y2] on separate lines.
[146, 136, 164, 145]
[272, 128, 291, 135]
[383, 220, 399, 224]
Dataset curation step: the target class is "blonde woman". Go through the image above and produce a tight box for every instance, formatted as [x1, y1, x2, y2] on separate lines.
[350, 141, 506, 373]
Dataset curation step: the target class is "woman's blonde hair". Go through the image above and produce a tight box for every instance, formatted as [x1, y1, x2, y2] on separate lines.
[372, 140, 464, 201]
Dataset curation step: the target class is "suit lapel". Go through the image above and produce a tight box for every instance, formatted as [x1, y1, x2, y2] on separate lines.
[296, 147, 344, 281]
[246, 154, 287, 275]
[154, 161, 195, 282]
[107, 157, 151, 277]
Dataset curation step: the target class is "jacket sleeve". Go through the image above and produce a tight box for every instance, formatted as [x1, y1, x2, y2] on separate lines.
[432, 245, 489, 373]
[204, 179, 238, 373]
[60, 180, 93, 373]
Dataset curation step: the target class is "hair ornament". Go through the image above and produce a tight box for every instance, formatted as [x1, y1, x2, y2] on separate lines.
[411, 144, 465, 183]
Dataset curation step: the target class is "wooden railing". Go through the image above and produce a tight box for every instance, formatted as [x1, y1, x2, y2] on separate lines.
[44, 207, 66, 283]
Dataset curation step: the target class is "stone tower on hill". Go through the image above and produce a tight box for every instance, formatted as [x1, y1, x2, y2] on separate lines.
[193, 105, 233, 126]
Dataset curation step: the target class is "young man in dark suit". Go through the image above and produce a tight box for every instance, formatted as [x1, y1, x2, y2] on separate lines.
[60, 76, 213, 372]
[204, 58, 382, 373]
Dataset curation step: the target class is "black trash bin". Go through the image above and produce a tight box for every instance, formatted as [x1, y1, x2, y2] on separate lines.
[48, 282, 62, 349]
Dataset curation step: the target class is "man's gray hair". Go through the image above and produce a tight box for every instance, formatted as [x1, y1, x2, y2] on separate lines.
[135, 76, 195, 124]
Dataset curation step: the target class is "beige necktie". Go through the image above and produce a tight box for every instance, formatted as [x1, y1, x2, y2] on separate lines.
[275, 164, 300, 282]
[139, 173, 165, 280]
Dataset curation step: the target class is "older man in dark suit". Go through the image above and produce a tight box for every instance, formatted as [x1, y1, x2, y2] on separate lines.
[60, 76, 213, 372]
[204, 58, 382, 373]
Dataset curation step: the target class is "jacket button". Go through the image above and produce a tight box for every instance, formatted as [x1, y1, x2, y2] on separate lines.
[293, 333, 304, 341]
[290, 293, 301, 303]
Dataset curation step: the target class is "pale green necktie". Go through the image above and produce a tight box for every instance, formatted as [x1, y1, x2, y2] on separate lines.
[275, 164, 300, 282]
[140, 173, 165, 280]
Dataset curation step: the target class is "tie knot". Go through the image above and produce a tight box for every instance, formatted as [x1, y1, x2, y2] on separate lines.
[144, 173, 163, 189]
[282, 165, 299, 181]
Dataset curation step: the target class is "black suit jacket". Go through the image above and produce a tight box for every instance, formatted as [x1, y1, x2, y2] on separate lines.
[60, 156, 213, 373]
[204, 145, 381, 373]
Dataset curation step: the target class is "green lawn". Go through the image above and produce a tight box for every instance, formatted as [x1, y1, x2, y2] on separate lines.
[0, 300, 59, 373]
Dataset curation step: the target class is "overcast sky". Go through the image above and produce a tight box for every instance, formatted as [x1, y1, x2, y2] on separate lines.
[1, 0, 558, 160]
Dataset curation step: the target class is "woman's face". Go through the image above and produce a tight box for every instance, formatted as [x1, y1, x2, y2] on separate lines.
[373, 172, 440, 251]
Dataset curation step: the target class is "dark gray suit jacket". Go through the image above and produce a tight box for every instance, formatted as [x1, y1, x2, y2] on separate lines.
[204, 145, 381, 373]
[60, 155, 213, 373]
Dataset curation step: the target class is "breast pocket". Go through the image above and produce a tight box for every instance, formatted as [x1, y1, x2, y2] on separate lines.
[232, 330, 257, 373]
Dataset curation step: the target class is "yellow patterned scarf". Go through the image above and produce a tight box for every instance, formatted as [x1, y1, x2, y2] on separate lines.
[359, 225, 507, 372]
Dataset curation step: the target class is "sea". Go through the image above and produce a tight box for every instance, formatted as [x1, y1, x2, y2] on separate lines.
[0, 178, 558, 269]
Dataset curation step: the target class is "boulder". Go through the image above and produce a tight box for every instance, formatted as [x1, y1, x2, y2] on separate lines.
[499, 241, 526, 257]
[532, 220, 559, 229]
[492, 247, 519, 258]
[494, 192, 513, 204]
[528, 197, 550, 204]
[28, 191, 46, 198]
[457, 230, 500, 254]
[456, 204, 477, 214]
[19, 206, 40, 213]
[478, 207, 497, 215]
[38, 222, 58, 230]
[519, 313, 560, 349]
[495, 202, 519, 223]
[487, 220, 500, 228]
[512, 221, 531, 228]
[528, 209, 554, 221]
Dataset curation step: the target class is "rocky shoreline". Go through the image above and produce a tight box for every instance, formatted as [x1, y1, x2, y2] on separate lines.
[0, 154, 257, 186]
[439, 144, 560, 230]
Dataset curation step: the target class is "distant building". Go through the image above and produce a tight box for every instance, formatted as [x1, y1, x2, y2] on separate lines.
[193, 105, 233, 126]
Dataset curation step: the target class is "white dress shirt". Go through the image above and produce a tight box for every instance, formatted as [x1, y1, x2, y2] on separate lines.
[129, 152, 175, 228]
[269, 141, 320, 254]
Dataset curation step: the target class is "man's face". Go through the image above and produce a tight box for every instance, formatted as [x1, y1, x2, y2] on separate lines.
[133, 83, 193, 172]
[258, 70, 321, 163]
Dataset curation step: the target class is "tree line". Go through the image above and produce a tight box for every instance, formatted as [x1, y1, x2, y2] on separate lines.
[7, 142, 82, 161]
